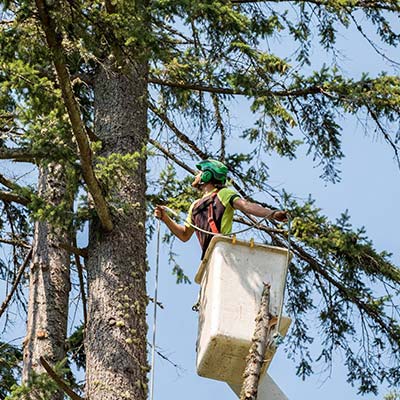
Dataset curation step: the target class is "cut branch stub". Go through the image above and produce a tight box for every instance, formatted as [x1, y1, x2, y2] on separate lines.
[240, 282, 272, 400]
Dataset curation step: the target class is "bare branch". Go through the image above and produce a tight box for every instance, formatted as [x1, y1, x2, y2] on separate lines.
[147, 296, 164, 309]
[240, 282, 272, 400]
[0, 248, 32, 319]
[73, 237, 87, 327]
[147, 342, 182, 370]
[366, 105, 400, 169]
[34, 0, 113, 232]
[350, 14, 400, 66]
[149, 103, 209, 159]
[40, 357, 85, 400]
[149, 138, 196, 175]
[58, 242, 88, 259]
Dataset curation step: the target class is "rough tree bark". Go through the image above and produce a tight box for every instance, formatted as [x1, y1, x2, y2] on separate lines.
[85, 61, 149, 400]
[240, 283, 272, 400]
[23, 164, 72, 400]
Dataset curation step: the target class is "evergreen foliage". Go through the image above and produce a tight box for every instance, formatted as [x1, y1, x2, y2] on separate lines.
[0, 341, 22, 398]
[0, 0, 399, 397]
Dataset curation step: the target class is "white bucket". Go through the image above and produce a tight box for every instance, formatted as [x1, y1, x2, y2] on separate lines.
[195, 236, 291, 384]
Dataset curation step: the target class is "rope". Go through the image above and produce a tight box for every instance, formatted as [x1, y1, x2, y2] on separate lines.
[150, 219, 161, 400]
[162, 205, 269, 237]
[272, 215, 291, 347]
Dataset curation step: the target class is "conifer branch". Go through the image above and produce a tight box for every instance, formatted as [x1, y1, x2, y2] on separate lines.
[234, 215, 399, 345]
[0, 237, 31, 248]
[0, 190, 30, 206]
[149, 77, 325, 97]
[34, 0, 113, 232]
[39, 357, 85, 400]
[0, 147, 35, 162]
[350, 14, 400, 67]
[230, 0, 400, 12]
[0, 173, 17, 191]
[270, 231, 400, 344]
[0, 173, 31, 205]
[0, 248, 32, 319]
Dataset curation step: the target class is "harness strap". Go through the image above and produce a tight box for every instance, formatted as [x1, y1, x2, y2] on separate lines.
[207, 192, 220, 234]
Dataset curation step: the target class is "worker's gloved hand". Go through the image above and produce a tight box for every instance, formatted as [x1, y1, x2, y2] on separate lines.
[272, 210, 288, 222]
[154, 205, 166, 221]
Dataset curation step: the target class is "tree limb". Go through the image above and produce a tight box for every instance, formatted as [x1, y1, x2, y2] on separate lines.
[232, 214, 399, 345]
[34, 0, 113, 232]
[0, 173, 18, 191]
[149, 76, 325, 97]
[270, 231, 400, 344]
[0, 147, 35, 162]
[0, 248, 32, 319]
[0, 190, 30, 206]
[149, 103, 210, 159]
[240, 282, 272, 400]
[149, 138, 196, 175]
[230, 0, 400, 12]
[366, 105, 400, 169]
[39, 357, 85, 400]
[58, 242, 88, 259]
[73, 237, 87, 327]
[0, 173, 31, 205]
[0, 237, 31, 248]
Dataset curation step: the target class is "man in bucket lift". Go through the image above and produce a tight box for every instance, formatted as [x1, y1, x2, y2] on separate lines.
[154, 159, 287, 259]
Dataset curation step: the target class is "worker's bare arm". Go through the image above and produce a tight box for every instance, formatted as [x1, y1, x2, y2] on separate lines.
[233, 198, 287, 221]
[154, 206, 195, 242]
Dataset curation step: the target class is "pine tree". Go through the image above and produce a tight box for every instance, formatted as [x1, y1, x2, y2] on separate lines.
[0, 0, 399, 398]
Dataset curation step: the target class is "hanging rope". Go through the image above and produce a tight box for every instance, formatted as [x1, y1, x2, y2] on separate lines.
[150, 219, 161, 400]
[272, 215, 292, 347]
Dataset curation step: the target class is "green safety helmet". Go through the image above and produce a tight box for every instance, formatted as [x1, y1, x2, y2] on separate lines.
[196, 159, 228, 184]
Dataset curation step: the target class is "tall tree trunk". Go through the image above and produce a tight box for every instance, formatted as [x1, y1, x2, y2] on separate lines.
[23, 164, 72, 400]
[86, 61, 149, 400]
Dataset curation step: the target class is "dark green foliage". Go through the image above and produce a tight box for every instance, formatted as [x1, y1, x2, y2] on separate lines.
[5, 360, 70, 400]
[66, 324, 86, 371]
[0, 342, 22, 398]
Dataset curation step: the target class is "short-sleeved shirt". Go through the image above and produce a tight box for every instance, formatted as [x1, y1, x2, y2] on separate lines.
[185, 187, 240, 258]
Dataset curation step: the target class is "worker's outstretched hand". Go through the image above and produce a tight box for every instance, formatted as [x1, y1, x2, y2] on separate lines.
[154, 205, 166, 221]
[273, 210, 288, 222]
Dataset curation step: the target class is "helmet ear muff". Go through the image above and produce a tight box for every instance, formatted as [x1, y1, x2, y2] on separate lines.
[201, 170, 213, 183]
